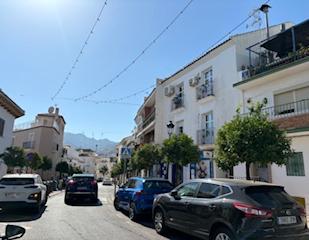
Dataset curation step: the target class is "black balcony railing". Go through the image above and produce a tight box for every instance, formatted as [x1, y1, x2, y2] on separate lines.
[142, 110, 155, 129]
[261, 99, 309, 119]
[171, 94, 184, 110]
[196, 83, 214, 100]
[197, 127, 215, 145]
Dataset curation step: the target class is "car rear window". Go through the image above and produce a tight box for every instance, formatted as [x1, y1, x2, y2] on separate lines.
[73, 177, 94, 181]
[144, 180, 173, 191]
[0, 178, 34, 185]
[245, 186, 296, 208]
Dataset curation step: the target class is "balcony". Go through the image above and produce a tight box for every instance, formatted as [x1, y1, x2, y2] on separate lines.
[197, 127, 215, 145]
[196, 83, 214, 100]
[235, 20, 309, 86]
[171, 94, 184, 111]
[262, 99, 309, 119]
[142, 110, 155, 129]
[22, 141, 35, 149]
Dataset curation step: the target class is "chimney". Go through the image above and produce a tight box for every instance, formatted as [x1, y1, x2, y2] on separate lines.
[55, 108, 59, 117]
[281, 23, 286, 32]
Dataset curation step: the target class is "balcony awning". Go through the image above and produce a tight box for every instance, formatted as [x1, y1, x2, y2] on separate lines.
[261, 19, 309, 58]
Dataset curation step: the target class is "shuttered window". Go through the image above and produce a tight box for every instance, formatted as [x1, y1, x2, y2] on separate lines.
[0, 118, 5, 137]
[286, 152, 305, 176]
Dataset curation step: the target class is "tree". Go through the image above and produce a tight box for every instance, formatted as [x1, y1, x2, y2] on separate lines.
[0, 146, 26, 172]
[99, 165, 109, 176]
[215, 102, 293, 180]
[26, 152, 43, 171]
[55, 161, 69, 177]
[111, 161, 124, 178]
[68, 165, 82, 175]
[162, 134, 200, 185]
[39, 156, 53, 171]
[131, 144, 162, 171]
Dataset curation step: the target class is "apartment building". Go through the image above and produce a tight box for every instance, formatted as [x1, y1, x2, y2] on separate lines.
[13, 107, 65, 179]
[0, 89, 24, 177]
[154, 23, 291, 184]
[233, 19, 309, 212]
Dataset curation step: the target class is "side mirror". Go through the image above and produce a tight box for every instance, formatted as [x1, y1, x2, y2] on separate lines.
[5, 225, 25, 239]
[171, 190, 181, 200]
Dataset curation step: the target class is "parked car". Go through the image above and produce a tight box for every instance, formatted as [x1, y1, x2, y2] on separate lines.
[64, 174, 98, 204]
[102, 178, 113, 186]
[0, 174, 48, 213]
[152, 178, 309, 240]
[97, 177, 103, 183]
[114, 177, 173, 220]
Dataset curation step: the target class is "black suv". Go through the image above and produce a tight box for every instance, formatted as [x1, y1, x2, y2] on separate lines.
[65, 174, 98, 204]
[152, 178, 309, 240]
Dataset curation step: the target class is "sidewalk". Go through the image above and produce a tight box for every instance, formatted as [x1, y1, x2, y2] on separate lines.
[48, 190, 64, 198]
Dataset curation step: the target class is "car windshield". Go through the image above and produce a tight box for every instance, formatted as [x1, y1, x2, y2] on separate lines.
[144, 181, 173, 191]
[0, 178, 34, 185]
[245, 186, 296, 208]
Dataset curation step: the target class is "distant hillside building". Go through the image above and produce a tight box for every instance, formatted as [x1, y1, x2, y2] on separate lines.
[0, 89, 24, 177]
[13, 107, 65, 179]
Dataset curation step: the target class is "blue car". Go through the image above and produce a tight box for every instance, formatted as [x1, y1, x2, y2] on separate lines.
[114, 177, 173, 220]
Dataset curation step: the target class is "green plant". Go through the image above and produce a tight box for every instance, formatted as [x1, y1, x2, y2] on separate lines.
[55, 161, 69, 177]
[215, 102, 293, 180]
[39, 156, 53, 171]
[0, 147, 26, 171]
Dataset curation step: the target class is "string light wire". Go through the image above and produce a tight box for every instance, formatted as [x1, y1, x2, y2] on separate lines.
[51, 0, 108, 101]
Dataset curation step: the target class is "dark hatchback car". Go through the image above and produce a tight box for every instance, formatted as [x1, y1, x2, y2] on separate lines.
[114, 177, 173, 220]
[64, 174, 98, 204]
[153, 178, 309, 240]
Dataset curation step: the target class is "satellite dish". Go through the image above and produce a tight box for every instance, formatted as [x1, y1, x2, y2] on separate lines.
[48, 106, 55, 114]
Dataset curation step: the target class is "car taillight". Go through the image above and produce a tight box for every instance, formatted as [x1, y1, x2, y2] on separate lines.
[24, 185, 38, 189]
[91, 180, 97, 185]
[298, 207, 306, 217]
[135, 190, 144, 197]
[68, 180, 76, 185]
[233, 202, 272, 218]
[28, 192, 41, 201]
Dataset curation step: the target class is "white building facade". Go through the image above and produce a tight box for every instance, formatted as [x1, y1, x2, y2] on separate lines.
[233, 20, 309, 213]
[0, 90, 24, 177]
[154, 23, 292, 184]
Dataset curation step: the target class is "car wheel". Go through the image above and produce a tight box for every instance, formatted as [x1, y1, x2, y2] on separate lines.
[211, 227, 235, 240]
[128, 202, 138, 221]
[114, 197, 120, 211]
[154, 208, 168, 234]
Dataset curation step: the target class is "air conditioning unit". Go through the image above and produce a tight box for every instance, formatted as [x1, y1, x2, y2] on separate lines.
[189, 73, 200, 87]
[164, 86, 175, 97]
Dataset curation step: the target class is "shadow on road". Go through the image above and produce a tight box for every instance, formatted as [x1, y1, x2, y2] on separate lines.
[65, 199, 103, 207]
[0, 205, 47, 222]
[118, 211, 199, 240]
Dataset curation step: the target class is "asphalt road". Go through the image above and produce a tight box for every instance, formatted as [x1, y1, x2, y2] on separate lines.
[0, 185, 197, 240]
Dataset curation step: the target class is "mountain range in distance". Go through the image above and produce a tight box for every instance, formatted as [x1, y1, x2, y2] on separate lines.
[64, 132, 118, 156]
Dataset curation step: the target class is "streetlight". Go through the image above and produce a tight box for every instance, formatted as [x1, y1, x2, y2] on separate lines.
[259, 4, 271, 39]
[166, 121, 175, 138]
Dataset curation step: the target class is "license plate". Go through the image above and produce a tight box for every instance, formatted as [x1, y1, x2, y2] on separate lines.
[77, 187, 87, 190]
[278, 216, 297, 225]
[5, 192, 18, 198]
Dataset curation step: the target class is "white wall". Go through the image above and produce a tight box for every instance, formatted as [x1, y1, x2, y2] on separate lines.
[0, 106, 15, 177]
[271, 133, 309, 214]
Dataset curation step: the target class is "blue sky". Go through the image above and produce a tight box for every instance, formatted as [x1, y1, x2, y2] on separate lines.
[1, 0, 308, 142]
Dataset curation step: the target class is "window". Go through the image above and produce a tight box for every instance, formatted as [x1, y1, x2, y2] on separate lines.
[197, 183, 221, 198]
[203, 68, 213, 86]
[221, 186, 231, 195]
[274, 86, 309, 115]
[0, 118, 5, 137]
[127, 179, 136, 188]
[201, 112, 214, 130]
[177, 182, 199, 197]
[286, 152, 305, 176]
[0, 178, 34, 185]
